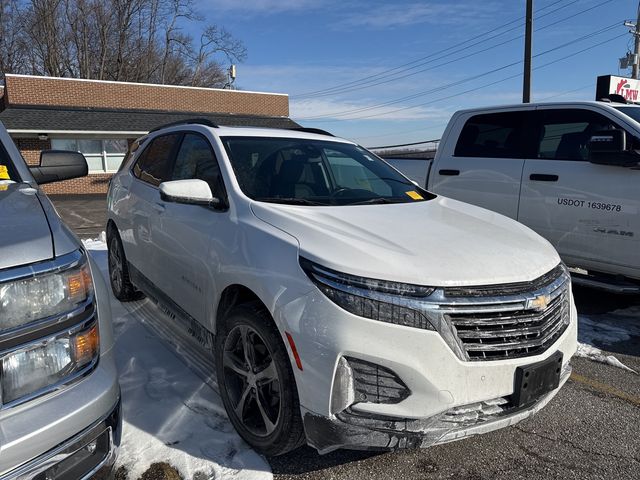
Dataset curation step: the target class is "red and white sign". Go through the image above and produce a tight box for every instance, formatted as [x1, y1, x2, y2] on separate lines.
[596, 75, 640, 103]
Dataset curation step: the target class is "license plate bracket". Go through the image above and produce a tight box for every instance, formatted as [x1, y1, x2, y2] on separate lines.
[512, 351, 563, 408]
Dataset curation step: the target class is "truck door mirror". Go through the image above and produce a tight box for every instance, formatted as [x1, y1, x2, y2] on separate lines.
[588, 129, 638, 167]
[29, 150, 89, 184]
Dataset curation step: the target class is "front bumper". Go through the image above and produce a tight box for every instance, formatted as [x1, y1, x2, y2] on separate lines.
[303, 363, 571, 454]
[0, 395, 121, 480]
[277, 276, 578, 453]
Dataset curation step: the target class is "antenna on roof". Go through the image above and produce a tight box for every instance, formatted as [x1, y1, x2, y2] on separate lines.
[224, 65, 237, 90]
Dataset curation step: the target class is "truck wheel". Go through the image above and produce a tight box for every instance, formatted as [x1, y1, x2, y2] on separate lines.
[215, 303, 305, 456]
[107, 230, 143, 302]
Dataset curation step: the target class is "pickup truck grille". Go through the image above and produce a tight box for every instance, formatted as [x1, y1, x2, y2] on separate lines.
[445, 268, 570, 361]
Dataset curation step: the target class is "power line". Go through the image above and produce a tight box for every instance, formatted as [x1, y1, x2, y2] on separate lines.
[304, 32, 628, 123]
[298, 22, 621, 120]
[295, 0, 610, 99]
[293, 0, 575, 99]
[537, 83, 595, 101]
[368, 139, 441, 150]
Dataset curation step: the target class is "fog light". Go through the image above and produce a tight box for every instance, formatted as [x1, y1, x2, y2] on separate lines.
[85, 439, 97, 454]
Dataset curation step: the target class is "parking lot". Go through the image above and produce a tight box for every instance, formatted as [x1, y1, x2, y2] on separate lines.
[53, 195, 640, 480]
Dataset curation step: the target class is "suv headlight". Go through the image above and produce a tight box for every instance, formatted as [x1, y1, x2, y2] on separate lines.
[0, 252, 99, 407]
[299, 257, 437, 330]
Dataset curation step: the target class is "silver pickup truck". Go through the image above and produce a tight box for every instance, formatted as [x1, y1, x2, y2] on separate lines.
[0, 123, 120, 479]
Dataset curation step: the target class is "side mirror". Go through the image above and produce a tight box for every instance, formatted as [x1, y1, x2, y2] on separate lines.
[29, 150, 88, 184]
[588, 129, 638, 167]
[159, 179, 224, 208]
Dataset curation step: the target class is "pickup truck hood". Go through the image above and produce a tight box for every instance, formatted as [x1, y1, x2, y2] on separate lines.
[0, 183, 53, 270]
[251, 196, 561, 287]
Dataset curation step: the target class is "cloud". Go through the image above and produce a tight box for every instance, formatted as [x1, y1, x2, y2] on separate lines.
[197, 0, 322, 14]
[337, 1, 505, 29]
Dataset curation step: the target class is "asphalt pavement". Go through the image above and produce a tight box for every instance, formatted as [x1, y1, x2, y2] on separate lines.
[51, 195, 640, 480]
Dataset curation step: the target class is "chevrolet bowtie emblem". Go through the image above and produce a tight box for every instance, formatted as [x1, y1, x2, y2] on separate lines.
[528, 294, 551, 311]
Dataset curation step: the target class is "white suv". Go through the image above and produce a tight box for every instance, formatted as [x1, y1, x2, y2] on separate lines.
[107, 120, 577, 455]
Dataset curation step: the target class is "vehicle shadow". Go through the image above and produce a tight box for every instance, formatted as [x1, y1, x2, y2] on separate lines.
[268, 446, 382, 475]
[573, 285, 640, 357]
[88, 247, 272, 478]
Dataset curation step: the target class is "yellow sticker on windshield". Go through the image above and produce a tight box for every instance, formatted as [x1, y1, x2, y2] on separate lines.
[0, 165, 9, 180]
[405, 190, 423, 200]
[0, 184, 7, 191]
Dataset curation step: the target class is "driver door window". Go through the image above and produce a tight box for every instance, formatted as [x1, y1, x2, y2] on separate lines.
[171, 133, 224, 197]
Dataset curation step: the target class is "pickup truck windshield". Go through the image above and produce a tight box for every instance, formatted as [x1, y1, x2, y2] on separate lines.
[614, 106, 640, 124]
[221, 137, 433, 206]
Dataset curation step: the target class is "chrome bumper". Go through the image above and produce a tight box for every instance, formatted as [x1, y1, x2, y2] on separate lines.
[1, 395, 121, 480]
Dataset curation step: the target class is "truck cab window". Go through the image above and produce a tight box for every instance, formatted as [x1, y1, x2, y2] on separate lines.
[536, 109, 619, 161]
[454, 112, 526, 158]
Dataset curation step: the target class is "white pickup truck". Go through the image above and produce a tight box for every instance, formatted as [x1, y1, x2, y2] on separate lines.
[387, 101, 640, 292]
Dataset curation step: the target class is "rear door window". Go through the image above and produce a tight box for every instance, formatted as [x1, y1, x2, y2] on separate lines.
[454, 112, 526, 158]
[535, 109, 620, 161]
[133, 133, 181, 187]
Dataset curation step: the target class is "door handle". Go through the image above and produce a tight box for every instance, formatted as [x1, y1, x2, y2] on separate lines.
[529, 174, 558, 182]
[439, 169, 460, 176]
[153, 202, 165, 212]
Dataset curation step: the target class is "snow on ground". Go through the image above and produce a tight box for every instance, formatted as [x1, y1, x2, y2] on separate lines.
[576, 309, 640, 373]
[82, 234, 640, 477]
[83, 239, 271, 480]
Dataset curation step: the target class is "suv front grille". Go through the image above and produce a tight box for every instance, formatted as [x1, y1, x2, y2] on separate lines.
[443, 267, 570, 361]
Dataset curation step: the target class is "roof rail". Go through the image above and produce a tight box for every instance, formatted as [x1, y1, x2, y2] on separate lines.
[288, 127, 334, 137]
[149, 118, 219, 133]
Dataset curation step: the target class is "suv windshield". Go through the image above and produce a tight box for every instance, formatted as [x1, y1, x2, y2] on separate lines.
[221, 137, 434, 206]
[0, 143, 19, 184]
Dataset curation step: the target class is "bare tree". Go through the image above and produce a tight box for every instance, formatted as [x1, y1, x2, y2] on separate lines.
[0, 0, 246, 88]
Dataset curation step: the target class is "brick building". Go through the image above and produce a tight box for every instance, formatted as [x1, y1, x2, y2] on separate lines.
[0, 74, 298, 194]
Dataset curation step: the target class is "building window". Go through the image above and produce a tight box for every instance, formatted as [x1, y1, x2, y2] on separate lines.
[51, 138, 129, 173]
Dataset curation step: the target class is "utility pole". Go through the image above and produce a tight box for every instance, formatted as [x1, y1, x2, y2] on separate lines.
[624, 2, 640, 78]
[523, 0, 533, 103]
[633, 3, 640, 79]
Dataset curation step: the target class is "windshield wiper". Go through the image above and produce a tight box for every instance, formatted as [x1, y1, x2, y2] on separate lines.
[255, 197, 328, 206]
[349, 197, 406, 205]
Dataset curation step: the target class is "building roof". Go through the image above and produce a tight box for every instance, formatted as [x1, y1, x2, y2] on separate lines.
[0, 105, 300, 134]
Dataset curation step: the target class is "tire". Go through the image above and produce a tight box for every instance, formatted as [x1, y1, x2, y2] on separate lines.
[215, 302, 305, 456]
[107, 229, 144, 302]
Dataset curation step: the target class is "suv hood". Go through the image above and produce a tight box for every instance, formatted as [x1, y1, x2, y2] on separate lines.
[0, 183, 53, 270]
[251, 196, 560, 287]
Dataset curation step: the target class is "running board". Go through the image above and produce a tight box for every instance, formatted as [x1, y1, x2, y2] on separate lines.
[569, 270, 640, 294]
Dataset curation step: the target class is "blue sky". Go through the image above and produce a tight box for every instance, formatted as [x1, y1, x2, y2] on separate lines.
[197, 0, 637, 147]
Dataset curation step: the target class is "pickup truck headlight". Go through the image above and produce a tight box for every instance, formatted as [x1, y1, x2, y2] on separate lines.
[300, 257, 436, 330]
[0, 252, 99, 406]
[1, 260, 93, 332]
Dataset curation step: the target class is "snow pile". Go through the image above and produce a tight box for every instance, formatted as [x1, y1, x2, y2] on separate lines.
[576, 310, 639, 373]
[83, 238, 271, 480]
